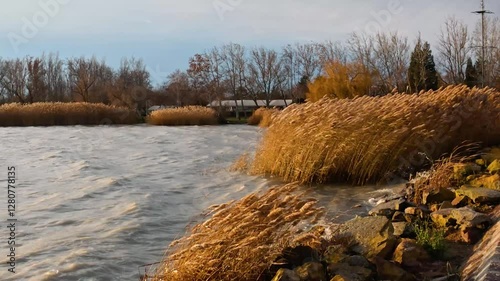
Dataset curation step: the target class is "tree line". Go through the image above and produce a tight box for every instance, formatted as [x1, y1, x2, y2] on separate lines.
[1, 16, 499, 112]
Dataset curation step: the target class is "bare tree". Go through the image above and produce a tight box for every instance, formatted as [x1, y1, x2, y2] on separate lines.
[0, 58, 28, 103]
[43, 53, 68, 102]
[67, 56, 100, 102]
[372, 32, 410, 92]
[221, 43, 247, 118]
[473, 16, 500, 87]
[26, 56, 47, 103]
[248, 47, 286, 107]
[437, 16, 472, 84]
[316, 40, 348, 66]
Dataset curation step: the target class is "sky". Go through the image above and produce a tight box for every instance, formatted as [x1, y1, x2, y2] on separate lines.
[0, 0, 499, 84]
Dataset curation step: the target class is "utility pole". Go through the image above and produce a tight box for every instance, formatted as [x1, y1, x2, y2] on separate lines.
[473, 0, 494, 87]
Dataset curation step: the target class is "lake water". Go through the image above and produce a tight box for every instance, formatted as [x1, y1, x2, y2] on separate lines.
[0, 125, 400, 281]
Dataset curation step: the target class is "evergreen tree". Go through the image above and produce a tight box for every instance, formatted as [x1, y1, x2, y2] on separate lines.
[423, 42, 439, 90]
[408, 37, 439, 92]
[465, 58, 478, 88]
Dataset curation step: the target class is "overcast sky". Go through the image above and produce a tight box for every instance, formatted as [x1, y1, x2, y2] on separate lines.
[1, 0, 499, 84]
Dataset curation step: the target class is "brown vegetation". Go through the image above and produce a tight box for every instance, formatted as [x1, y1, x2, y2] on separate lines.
[250, 85, 500, 185]
[247, 107, 279, 127]
[150, 183, 324, 281]
[147, 106, 218, 126]
[0, 102, 138, 126]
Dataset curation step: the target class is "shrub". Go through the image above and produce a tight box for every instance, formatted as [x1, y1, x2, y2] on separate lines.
[150, 184, 324, 281]
[147, 106, 218, 126]
[413, 220, 446, 258]
[247, 107, 279, 127]
[249, 85, 500, 184]
[0, 102, 138, 126]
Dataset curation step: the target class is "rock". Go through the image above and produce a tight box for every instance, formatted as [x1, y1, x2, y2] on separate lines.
[328, 263, 372, 281]
[470, 174, 500, 190]
[368, 199, 407, 217]
[334, 216, 397, 259]
[460, 205, 500, 281]
[455, 185, 500, 203]
[324, 245, 348, 264]
[430, 209, 454, 228]
[422, 187, 456, 204]
[476, 158, 486, 167]
[450, 207, 491, 229]
[487, 159, 500, 174]
[392, 222, 410, 237]
[451, 195, 468, 207]
[432, 207, 491, 230]
[440, 201, 453, 210]
[460, 227, 484, 244]
[392, 238, 430, 267]
[271, 268, 301, 281]
[453, 163, 482, 180]
[404, 206, 430, 218]
[372, 256, 417, 281]
[344, 255, 371, 268]
[295, 262, 326, 281]
[392, 211, 406, 222]
[482, 147, 500, 164]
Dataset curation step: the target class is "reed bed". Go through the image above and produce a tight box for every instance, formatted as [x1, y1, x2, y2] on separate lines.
[151, 183, 325, 281]
[247, 107, 279, 127]
[250, 85, 500, 184]
[147, 106, 218, 126]
[0, 102, 138, 126]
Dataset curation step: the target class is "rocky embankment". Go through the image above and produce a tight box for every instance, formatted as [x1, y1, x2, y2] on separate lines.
[270, 148, 500, 281]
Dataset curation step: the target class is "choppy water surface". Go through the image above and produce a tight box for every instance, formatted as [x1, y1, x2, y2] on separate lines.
[0, 125, 400, 281]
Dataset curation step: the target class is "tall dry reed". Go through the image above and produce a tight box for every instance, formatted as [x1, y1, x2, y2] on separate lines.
[0, 102, 138, 126]
[250, 85, 500, 184]
[147, 106, 218, 126]
[151, 183, 325, 281]
[247, 108, 279, 127]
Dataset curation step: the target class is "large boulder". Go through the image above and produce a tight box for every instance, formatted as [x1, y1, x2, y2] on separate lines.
[392, 238, 430, 267]
[333, 216, 396, 259]
[455, 186, 500, 203]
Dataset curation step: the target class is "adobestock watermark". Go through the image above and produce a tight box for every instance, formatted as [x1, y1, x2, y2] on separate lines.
[213, 0, 244, 21]
[354, 0, 405, 35]
[8, 0, 71, 54]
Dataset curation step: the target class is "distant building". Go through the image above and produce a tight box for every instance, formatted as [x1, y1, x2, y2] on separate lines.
[207, 99, 293, 117]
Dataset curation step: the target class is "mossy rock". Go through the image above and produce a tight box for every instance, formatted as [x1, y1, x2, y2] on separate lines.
[482, 147, 500, 165]
[470, 174, 500, 190]
[453, 163, 482, 181]
[487, 159, 500, 175]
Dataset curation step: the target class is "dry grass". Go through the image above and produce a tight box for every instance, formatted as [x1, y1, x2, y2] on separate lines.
[247, 108, 279, 127]
[0, 102, 138, 126]
[249, 85, 500, 185]
[150, 183, 325, 281]
[411, 144, 480, 204]
[147, 106, 218, 126]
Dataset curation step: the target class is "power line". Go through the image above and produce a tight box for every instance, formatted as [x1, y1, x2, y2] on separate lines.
[472, 0, 494, 87]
